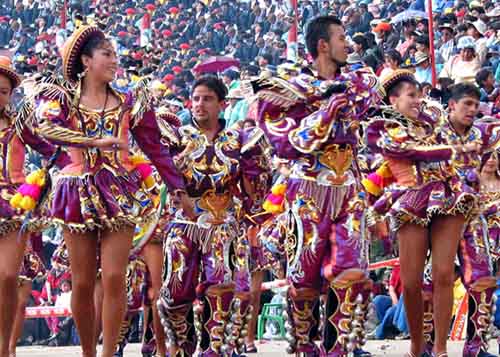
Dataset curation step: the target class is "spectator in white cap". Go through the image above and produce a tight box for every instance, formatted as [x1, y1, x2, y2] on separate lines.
[413, 51, 432, 84]
[440, 36, 481, 84]
[467, 19, 488, 64]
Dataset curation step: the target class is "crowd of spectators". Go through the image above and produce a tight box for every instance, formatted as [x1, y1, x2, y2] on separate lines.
[0, 0, 499, 118]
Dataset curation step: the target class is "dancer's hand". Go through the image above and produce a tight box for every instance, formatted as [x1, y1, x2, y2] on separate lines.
[93, 137, 127, 151]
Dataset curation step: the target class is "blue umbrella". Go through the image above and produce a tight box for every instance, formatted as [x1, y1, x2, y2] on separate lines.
[391, 10, 428, 24]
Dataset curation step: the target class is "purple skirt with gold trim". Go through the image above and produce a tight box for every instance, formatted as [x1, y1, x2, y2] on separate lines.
[50, 168, 155, 233]
[374, 177, 476, 232]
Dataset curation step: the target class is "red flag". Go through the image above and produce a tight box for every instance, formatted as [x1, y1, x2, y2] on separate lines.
[61, 0, 67, 29]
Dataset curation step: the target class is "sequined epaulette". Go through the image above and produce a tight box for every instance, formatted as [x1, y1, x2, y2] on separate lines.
[130, 76, 154, 128]
[420, 99, 446, 126]
[241, 126, 271, 155]
[250, 75, 309, 108]
[15, 74, 74, 138]
[478, 117, 500, 152]
[157, 107, 181, 127]
[156, 108, 181, 147]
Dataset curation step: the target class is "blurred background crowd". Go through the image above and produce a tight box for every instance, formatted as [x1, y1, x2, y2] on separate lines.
[0, 0, 500, 124]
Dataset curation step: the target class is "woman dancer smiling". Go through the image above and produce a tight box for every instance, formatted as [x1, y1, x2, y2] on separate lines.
[30, 26, 188, 357]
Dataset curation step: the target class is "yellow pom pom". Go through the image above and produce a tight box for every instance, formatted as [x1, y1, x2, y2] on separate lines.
[144, 175, 155, 189]
[263, 200, 284, 214]
[263, 200, 273, 212]
[129, 155, 148, 166]
[26, 170, 46, 186]
[35, 176, 46, 187]
[20, 196, 36, 211]
[271, 183, 287, 196]
[376, 162, 393, 179]
[10, 193, 23, 209]
[362, 178, 382, 196]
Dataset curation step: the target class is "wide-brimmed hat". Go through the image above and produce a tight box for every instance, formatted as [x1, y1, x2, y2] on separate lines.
[380, 69, 416, 100]
[414, 51, 429, 65]
[467, 20, 487, 36]
[61, 25, 105, 82]
[0, 56, 20, 88]
[438, 23, 454, 32]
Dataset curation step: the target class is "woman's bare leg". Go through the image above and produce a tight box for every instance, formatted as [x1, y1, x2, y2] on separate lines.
[8, 280, 31, 355]
[94, 278, 103, 344]
[245, 270, 264, 349]
[141, 242, 167, 356]
[64, 230, 99, 357]
[398, 223, 429, 356]
[430, 214, 465, 355]
[99, 227, 133, 357]
[0, 231, 27, 357]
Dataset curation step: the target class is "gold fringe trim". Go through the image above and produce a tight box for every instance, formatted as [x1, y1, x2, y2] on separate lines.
[295, 179, 350, 221]
[389, 191, 476, 232]
[0, 217, 50, 236]
[51, 211, 156, 234]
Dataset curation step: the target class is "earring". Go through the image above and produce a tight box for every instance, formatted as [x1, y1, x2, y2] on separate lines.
[77, 67, 88, 80]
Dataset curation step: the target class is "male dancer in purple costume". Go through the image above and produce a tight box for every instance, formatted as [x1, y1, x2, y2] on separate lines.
[253, 16, 380, 356]
[423, 84, 500, 357]
[157, 76, 272, 357]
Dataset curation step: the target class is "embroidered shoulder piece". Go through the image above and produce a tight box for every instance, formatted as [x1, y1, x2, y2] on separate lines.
[486, 124, 500, 152]
[130, 76, 153, 128]
[420, 99, 446, 126]
[15, 74, 73, 137]
[157, 111, 181, 147]
[251, 75, 309, 108]
[241, 127, 270, 154]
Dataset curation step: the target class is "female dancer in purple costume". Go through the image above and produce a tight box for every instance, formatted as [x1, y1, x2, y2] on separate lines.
[30, 26, 189, 357]
[0, 57, 66, 357]
[366, 70, 480, 357]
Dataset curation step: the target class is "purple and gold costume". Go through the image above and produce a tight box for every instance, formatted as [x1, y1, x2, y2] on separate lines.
[418, 121, 500, 357]
[365, 104, 476, 230]
[19, 238, 46, 284]
[366, 102, 489, 356]
[0, 110, 68, 235]
[29, 80, 184, 233]
[157, 121, 272, 356]
[114, 257, 148, 356]
[481, 190, 500, 262]
[254, 69, 380, 355]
